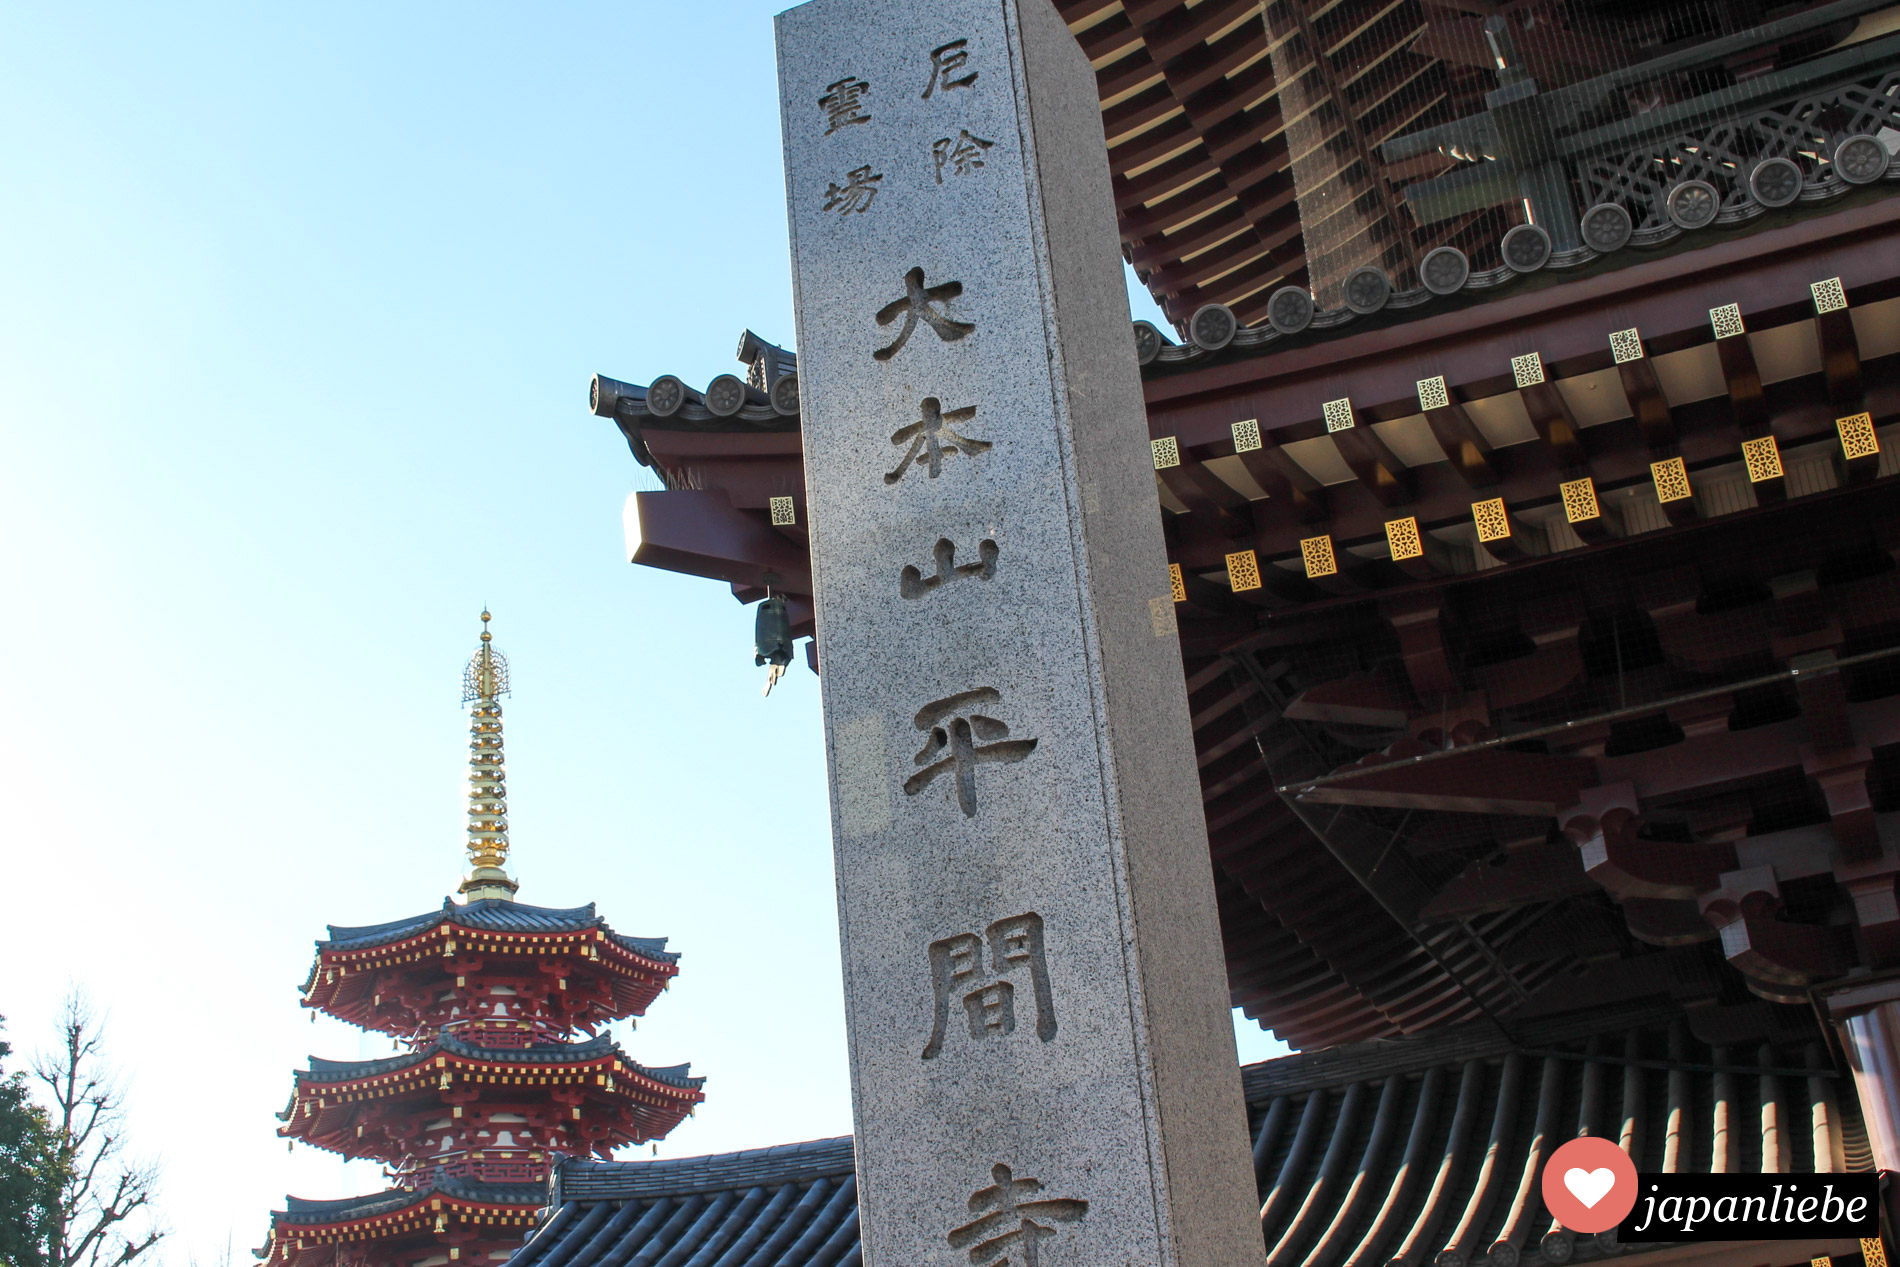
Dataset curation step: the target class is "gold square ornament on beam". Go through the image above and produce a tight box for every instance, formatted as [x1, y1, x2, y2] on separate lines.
[1225, 549, 1262, 592]
[1559, 477, 1600, 524]
[1299, 535, 1337, 579]
[1168, 563, 1186, 603]
[1385, 516, 1423, 561]
[1741, 435, 1784, 483]
[1839, 412, 1879, 462]
[1471, 497, 1512, 543]
[1651, 456, 1692, 503]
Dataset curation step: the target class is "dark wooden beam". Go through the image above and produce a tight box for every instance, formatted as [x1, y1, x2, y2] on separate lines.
[1417, 375, 1499, 486]
[1510, 352, 1589, 473]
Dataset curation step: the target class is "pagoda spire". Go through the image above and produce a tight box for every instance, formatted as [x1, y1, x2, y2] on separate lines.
[459, 609, 518, 901]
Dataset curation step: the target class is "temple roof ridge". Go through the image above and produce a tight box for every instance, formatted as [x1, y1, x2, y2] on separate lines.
[550, 1135, 854, 1204]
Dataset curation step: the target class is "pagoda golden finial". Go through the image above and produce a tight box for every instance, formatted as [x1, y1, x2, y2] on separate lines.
[459, 609, 518, 903]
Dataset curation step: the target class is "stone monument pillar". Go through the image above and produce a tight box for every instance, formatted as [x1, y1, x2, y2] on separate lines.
[776, 1, 1266, 1264]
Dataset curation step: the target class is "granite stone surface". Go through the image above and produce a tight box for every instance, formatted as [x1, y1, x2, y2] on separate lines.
[775, 1, 1266, 1264]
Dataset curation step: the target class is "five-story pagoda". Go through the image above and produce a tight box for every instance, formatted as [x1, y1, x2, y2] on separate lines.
[262, 613, 704, 1267]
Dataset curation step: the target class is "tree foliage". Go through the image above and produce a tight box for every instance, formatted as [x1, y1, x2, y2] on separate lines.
[33, 995, 162, 1267]
[0, 1015, 65, 1267]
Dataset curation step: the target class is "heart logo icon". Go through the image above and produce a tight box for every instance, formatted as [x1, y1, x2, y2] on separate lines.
[1564, 1167, 1616, 1209]
[1544, 1136, 1635, 1231]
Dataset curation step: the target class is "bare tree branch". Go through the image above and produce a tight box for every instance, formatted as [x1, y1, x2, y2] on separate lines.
[33, 992, 164, 1267]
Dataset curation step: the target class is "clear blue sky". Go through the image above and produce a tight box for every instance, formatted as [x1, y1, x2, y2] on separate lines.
[0, 4, 1285, 1262]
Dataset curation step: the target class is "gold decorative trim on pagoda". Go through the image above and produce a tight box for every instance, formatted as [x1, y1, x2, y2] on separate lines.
[1610, 327, 1644, 364]
[1651, 457, 1693, 503]
[1510, 353, 1544, 389]
[768, 496, 796, 525]
[1231, 418, 1261, 453]
[1322, 398, 1354, 433]
[1840, 412, 1879, 461]
[1151, 436, 1180, 469]
[1225, 549, 1261, 591]
[1559, 478, 1601, 525]
[1168, 563, 1186, 603]
[1299, 535, 1336, 579]
[1742, 435, 1784, 483]
[1710, 303, 1745, 340]
[1385, 517, 1423, 561]
[1416, 376, 1450, 412]
[460, 611, 517, 903]
[1814, 276, 1849, 314]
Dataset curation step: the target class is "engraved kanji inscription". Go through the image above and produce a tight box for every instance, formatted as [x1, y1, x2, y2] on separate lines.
[819, 77, 871, 133]
[874, 267, 974, 361]
[887, 397, 989, 483]
[932, 130, 995, 184]
[823, 165, 883, 214]
[904, 688, 1037, 817]
[922, 912, 1054, 1059]
[947, 1164, 1087, 1267]
[922, 38, 977, 98]
[901, 537, 999, 598]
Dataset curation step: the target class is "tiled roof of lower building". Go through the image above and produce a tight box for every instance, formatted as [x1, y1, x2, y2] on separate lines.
[513, 1138, 858, 1267]
[505, 1013, 1869, 1267]
[320, 898, 674, 961]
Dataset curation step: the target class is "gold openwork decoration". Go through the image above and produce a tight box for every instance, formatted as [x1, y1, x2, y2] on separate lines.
[1151, 436, 1180, 469]
[1232, 418, 1262, 453]
[1323, 397, 1356, 433]
[1417, 376, 1451, 411]
[1651, 456, 1692, 503]
[1385, 517, 1423, 561]
[1472, 497, 1511, 542]
[1299, 535, 1337, 578]
[1813, 276, 1849, 314]
[1813, 1257, 1832, 1267]
[768, 496, 796, 526]
[1742, 435, 1784, 483]
[1560, 477, 1600, 524]
[1168, 562, 1186, 603]
[1511, 352, 1545, 389]
[1709, 303, 1745, 340]
[1610, 327, 1644, 364]
[1225, 549, 1262, 592]
[1862, 1240, 1888, 1267]
[1839, 412, 1879, 461]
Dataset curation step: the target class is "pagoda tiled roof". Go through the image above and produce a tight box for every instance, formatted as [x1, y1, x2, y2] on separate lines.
[317, 898, 675, 962]
[296, 1030, 702, 1092]
[506, 1016, 1872, 1267]
[276, 1176, 543, 1228]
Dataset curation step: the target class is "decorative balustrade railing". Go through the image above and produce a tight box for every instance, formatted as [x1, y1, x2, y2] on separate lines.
[1386, 0, 1900, 255]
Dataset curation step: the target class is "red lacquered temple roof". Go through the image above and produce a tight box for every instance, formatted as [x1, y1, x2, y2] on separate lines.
[280, 1030, 704, 1163]
[301, 898, 680, 1037]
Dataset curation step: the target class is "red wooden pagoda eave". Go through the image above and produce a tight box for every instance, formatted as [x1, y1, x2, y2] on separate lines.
[302, 922, 678, 1030]
[280, 1047, 703, 1163]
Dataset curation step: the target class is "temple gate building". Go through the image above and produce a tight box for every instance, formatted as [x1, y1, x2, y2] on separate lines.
[519, 0, 1900, 1264]
[260, 614, 704, 1267]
